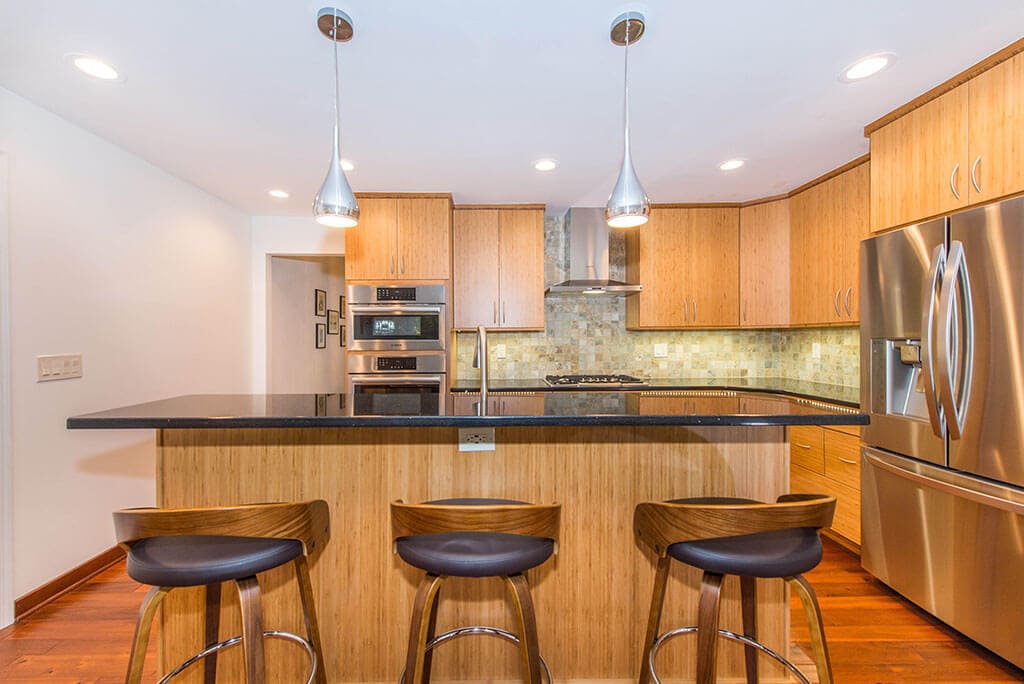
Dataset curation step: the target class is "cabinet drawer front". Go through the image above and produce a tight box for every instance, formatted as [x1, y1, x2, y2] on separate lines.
[824, 429, 861, 490]
[790, 465, 861, 545]
[789, 426, 824, 474]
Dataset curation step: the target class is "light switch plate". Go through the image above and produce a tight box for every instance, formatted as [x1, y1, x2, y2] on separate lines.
[654, 343, 668, 358]
[495, 344, 507, 359]
[37, 353, 83, 382]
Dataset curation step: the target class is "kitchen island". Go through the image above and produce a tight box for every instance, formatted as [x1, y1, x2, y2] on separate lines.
[69, 388, 866, 683]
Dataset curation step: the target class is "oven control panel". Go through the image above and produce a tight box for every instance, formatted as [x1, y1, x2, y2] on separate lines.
[376, 287, 417, 301]
[376, 356, 417, 371]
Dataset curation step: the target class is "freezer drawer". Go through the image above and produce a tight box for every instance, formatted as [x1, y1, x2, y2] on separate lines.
[861, 446, 1024, 667]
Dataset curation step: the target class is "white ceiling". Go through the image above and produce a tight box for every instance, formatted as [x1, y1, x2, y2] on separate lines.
[2, 1, 1023, 215]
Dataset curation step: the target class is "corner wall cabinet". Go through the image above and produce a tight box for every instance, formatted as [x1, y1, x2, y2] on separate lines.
[869, 50, 1024, 232]
[739, 198, 790, 328]
[345, 195, 452, 281]
[453, 206, 545, 330]
[625, 206, 739, 329]
[789, 161, 869, 326]
[788, 424, 862, 547]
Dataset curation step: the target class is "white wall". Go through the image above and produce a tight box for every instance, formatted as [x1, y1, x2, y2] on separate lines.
[250, 217, 344, 392]
[0, 152, 14, 625]
[268, 256, 345, 393]
[0, 87, 253, 598]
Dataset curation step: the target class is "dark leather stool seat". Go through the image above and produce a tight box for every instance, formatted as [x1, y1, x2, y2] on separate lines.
[114, 501, 330, 684]
[126, 535, 303, 587]
[392, 497, 561, 684]
[634, 493, 838, 684]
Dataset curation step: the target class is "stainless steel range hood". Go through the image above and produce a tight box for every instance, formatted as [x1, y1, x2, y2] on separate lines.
[546, 207, 643, 295]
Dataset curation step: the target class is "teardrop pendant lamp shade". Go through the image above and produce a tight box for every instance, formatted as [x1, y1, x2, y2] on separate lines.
[605, 11, 650, 229]
[313, 7, 359, 228]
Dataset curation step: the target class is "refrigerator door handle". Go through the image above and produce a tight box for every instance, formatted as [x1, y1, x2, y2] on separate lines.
[864, 450, 1024, 516]
[921, 243, 947, 438]
[936, 240, 975, 440]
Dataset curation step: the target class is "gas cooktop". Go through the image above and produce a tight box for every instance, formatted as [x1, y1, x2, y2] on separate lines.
[544, 374, 647, 388]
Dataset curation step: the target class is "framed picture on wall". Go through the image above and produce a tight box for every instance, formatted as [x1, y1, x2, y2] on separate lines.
[314, 289, 327, 316]
[327, 309, 340, 334]
[315, 323, 326, 348]
[339, 295, 346, 316]
[340, 325, 346, 347]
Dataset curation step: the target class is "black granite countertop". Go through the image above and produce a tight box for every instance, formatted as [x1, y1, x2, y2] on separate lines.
[67, 389, 867, 429]
[451, 377, 860, 407]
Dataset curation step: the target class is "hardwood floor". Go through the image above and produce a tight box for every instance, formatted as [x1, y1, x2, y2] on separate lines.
[0, 539, 1020, 682]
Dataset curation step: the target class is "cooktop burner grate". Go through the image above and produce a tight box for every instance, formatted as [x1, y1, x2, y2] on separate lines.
[544, 374, 646, 386]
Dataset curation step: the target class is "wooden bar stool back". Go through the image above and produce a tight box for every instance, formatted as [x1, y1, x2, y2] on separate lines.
[391, 498, 561, 684]
[113, 500, 330, 684]
[634, 493, 836, 684]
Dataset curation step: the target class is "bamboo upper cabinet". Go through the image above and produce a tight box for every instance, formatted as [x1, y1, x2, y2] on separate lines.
[344, 195, 452, 281]
[870, 50, 1024, 231]
[625, 206, 739, 329]
[790, 162, 869, 326]
[453, 206, 544, 330]
[739, 198, 790, 327]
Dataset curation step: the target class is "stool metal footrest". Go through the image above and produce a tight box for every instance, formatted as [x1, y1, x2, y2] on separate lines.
[398, 626, 552, 684]
[648, 626, 811, 684]
[158, 630, 317, 684]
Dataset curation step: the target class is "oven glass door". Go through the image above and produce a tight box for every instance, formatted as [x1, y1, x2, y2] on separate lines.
[349, 375, 445, 416]
[349, 306, 443, 351]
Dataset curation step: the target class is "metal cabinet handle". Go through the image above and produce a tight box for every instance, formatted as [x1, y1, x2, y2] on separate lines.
[742, 300, 747, 322]
[692, 300, 697, 322]
[837, 457, 858, 465]
[970, 156, 982, 194]
[833, 289, 841, 317]
[401, 256, 406, 275]
[502, 301, 507, 325]
[493, 301, 498, 324]
[794, 443, 813, 450]
[950, 163, 961, 200]
[682, 294, 688, 322]
[390, 255, 396, 275]
[844, 287, 853, 316]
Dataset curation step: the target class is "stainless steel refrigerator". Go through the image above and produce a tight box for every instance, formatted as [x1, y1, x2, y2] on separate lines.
[860, 196, 1024, 668]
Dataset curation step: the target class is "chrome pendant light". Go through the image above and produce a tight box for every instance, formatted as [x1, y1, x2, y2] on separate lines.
[605, 12, 650, 229]
[313, 7, 359, 228]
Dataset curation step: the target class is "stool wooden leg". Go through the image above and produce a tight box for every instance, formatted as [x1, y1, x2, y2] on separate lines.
[404, 573, 445, 684]
[126, 586, 170, 684]
[740, 576, 758, 684]
[420, 579, 443, 683]
[639, 555, 672, 684]
[696, 572, 724, 684]
[505, 574, 543, 684]
[295, 557, 328, 684]
[203, 583, 221, 684]
[236, 576, 266, 684]
[787, 574, 833, 684]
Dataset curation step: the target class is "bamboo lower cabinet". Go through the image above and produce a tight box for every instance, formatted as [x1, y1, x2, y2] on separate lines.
[788, 424, 862, 547]
[155, 425, 792, 683]
[626, 206, 740, 329]
[453, 205, 545, 330]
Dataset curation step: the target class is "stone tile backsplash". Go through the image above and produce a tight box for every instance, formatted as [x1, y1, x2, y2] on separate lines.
[455, 213, 860, 387]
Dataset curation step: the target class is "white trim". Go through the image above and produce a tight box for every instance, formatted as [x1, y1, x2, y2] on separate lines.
[0, 151, 14, 627]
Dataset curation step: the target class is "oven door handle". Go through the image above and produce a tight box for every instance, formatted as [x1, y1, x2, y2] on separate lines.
[348, 305, 444, 316]
[350, 374, 444, 385]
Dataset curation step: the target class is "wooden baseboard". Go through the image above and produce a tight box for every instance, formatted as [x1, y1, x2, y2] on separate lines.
[822, 528, 861, 556]
[14, 545, 126, 621]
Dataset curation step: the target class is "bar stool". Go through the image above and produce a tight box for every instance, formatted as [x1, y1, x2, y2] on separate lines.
[391, 498, 560, 684]
[633, 493, 836, 684]
[113, 500, 330, 684]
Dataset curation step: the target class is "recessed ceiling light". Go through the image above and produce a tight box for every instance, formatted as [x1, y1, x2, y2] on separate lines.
[341, 159, 355, 171]
[719, 159, 745, 171]
[267, 189, 290, 199]
[66, 54, 121, 81]
[840, 52, 897, 82]
[534, 159, 558, 172]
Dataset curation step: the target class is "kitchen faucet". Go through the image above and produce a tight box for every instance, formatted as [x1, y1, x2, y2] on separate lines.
[472, 325, 488, 415]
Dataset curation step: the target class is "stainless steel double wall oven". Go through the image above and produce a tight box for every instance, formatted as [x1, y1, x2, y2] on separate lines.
[345, 285, 448, 415]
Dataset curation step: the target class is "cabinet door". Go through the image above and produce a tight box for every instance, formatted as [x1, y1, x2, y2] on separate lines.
[344, 197, 398, 281]
[687, 208, 739, 327]
[397, 198, 451, 280]
[968, 51, 1024, 203]
[826, 163, 870, 323]
[498, 209, 545, 329]
[453, 209, 500, 329]
[739, 199, 790, 327]
[870, 84, 969, 232]
[789, 185, 833, 325]
[631, 209, 689, 328]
